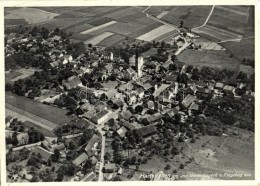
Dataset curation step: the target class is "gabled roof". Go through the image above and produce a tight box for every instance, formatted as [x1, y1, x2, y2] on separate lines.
[31, 146, 54, 162]
[72, 152, 89, 166]
[153, 84, 170, 97]
[189, 102, 199, 111]
[135, 125, 157, 137]
[181, 94, 196, 108]
[91, 110, 109, 123]
[85, 134, 100, 153]
[5, 115, 13, 123]
[126, 67, 136, 74]
[121, 110, 132, 120]
[63, 75, 82, 89]
[117, 126, 128, 138]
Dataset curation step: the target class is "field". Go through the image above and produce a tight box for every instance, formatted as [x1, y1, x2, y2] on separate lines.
[177, 49, 241, 71]
[194, 5, 251, 42]
[4, 6, 178, 47]
[136, 25, 176, 42]
[5, 7, 59, 24]
[84, 32, 114, 45]
[10, 68, 41, 82]
[6, 92, 71, 132]
[146, 6, 213, 28]
[5, 70, 22, 83]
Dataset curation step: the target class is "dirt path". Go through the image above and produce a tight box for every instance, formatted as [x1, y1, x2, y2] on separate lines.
[192, 5, 215, 30]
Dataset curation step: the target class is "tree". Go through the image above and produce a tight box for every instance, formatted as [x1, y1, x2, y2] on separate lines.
[104, 152, 111, 161]
[165, 164, 171, 170]
[180, 163, 184, 169]
[130, 156, 136, 165]
[186, 65, 193, 73]
[5, 83, 13, 91]
[52, 149, 60, 162]
[82, 159, 92, 173]
[56, 172, 64, 181]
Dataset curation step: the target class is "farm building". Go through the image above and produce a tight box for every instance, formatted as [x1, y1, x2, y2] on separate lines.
[142, 113, 162, 125]
[62, 75, 82, 90]
[215, 82, 224, 90]
[181, 94, 196, 109]
[104, 163, 117, 173]
[196, 88, 212, 98]
[91, 110, 113, 124]
[85, 134, 100, 156]
[135, 125, 157, 138]
[72, 152, 89, 167]
[117, 126, 128, 138]
[30, 146, 54, 163]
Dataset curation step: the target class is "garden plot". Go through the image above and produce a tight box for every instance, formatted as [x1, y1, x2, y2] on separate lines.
[136, 24, 176, 41]
[6, 7, 59, 24]
[80, 21, 117, 34]
[84, 32, 114, 45]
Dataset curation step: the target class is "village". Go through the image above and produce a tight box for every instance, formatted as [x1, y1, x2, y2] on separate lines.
[5, 22, 255, 182]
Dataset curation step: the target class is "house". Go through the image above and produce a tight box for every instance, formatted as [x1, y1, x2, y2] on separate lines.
[5, 115, 13, 128]
[181, 94, 196, 109]
[215, 82, 224, 90]
[165, 75, 178, 84]
[196, 88, 212, 98]
[195, 81, 207, 88]
[135, 125, 157, 138]
[122, 121, 141, 130]
[145, 101, 155, 109]
[50, 61, 59, 68]
[125, 67, 136, 80]
[134, 87, 145, 99]
[117, 126, 128, 138]
[223, 85, 235, 96]
[164, 108, 179, 119]
[30, 146, 54, 163]
[121, 110, 132, 121]
[51, 35, 61, 42]
[118, 82, 134, 94]
[85, 134, 100, 156]
[62, 75, 82, 90]
[72, 152, 89, 167]
[186, 84, 197, 95]
[91, 110, 112, 124]
[62, 55, 73, 64]
[189, 102, 199, 113]
[142, 113, 162, 125]
[16, 132, 29, 145]
[127, 93, 137, 105]
[104, 163, 117, 173]
[104, 63, 113, 73]
[153, 84, 170, 98]
[81, 171, 96, 181]
[162, 60, 173, 69]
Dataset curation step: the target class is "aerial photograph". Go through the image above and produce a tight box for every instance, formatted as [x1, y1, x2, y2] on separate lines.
[4, 5, 255, 182]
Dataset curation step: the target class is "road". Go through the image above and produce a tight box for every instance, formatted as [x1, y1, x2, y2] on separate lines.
[96, 109, 119, 181]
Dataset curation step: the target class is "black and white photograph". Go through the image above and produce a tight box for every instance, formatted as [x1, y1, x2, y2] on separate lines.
[1, 1, 258, 184]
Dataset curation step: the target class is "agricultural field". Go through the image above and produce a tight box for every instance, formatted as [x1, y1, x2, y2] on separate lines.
[146, 6, 213, 28]
[136, 25, 176, 42]
[177, 49, 241, 71]
[5, 7, 59, 24]
[193, 5, 251, 42]
[84, 32, 114, 45]
[5, 70, 22, 83]
[5, 92, 72, 130]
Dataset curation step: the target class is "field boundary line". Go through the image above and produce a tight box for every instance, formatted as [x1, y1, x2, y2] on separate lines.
[217, 36, 254, 43]
[193, 5, 215, 30]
